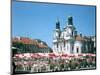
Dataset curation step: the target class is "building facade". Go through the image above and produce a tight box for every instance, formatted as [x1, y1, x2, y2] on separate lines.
[53, 16, 95, 54]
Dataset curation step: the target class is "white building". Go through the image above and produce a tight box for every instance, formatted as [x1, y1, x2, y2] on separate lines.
[53, 16, 89, 54]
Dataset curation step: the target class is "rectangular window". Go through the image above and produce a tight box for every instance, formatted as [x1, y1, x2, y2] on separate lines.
[61, 46, 62, 51]
[76, 47, 79, 53]
[57, 43, 58, 48]
[67, 44, 68, 50]
[64, 41, 65, 47]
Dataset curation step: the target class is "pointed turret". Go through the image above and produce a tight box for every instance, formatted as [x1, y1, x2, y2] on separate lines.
[68, 16, 73, 25]
[56, 18, 60, 29]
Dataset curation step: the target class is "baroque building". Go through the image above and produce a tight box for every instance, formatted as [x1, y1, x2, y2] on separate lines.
[53, 16, 95, 54]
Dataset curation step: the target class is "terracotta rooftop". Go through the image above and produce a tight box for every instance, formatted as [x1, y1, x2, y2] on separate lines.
[20, 37, 38, 45]
[75, 35, 83, 41]
[75, 35, 90, 41]
[12, 37, 48, 48]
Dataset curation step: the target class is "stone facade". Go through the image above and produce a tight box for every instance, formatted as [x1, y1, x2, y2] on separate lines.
[53, 16, 95, 54]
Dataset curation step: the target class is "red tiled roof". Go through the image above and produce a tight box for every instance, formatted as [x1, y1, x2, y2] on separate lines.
[75, 35, 83, 41]
[75, 35, 90, 41]
[20, 37, 38, 45]
[12, 37, 48, 48]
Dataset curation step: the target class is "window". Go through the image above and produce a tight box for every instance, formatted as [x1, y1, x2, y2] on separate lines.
[57, 43, 58, 48]
[60, 46, 62, 51]
[64, 41, 65, 47]
[72, 49, 73, 54]
[67, 44, 68, 50]
[76, 47, 79, 53]
[72, 45, 74, 50]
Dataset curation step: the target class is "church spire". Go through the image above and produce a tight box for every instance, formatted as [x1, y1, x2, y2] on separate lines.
[56, 17, 60, 29]
[68, 16, 73, 25]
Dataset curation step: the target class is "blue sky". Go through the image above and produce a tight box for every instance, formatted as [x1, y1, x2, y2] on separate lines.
[12, 1, 96, 47]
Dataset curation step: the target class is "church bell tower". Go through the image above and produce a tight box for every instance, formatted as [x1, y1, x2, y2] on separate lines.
[53, 18, 61, 53]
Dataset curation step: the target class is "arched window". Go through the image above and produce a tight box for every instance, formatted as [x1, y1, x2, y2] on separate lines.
[76, 47, 79, 53]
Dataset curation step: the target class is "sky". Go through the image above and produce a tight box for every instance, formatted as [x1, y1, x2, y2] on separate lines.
[12, 1, 96, 47]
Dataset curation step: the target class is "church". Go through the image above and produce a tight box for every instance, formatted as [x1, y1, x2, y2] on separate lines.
[53, 16, 95, 54]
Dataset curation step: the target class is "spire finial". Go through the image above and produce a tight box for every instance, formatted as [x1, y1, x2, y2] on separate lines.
[56, 17, 60, 29]
[68, 16, 73, 25]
